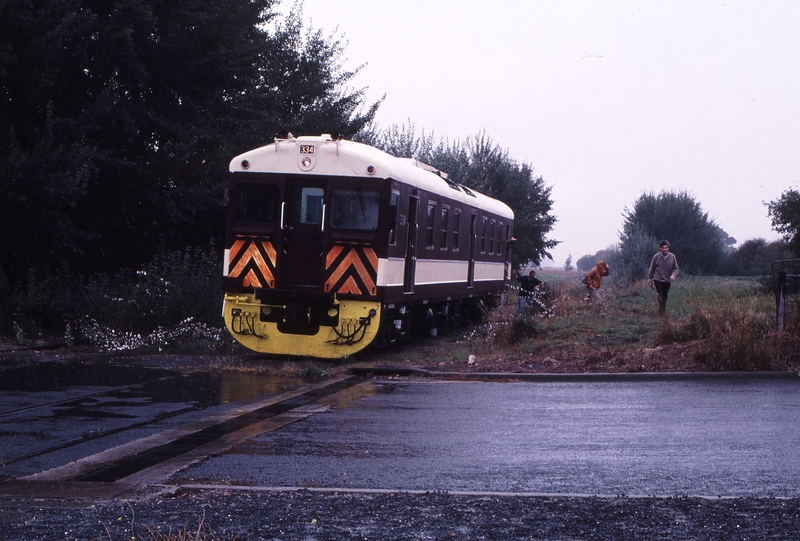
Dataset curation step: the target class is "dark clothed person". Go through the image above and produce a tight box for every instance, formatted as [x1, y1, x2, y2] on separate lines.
[516, 270, 542, 311]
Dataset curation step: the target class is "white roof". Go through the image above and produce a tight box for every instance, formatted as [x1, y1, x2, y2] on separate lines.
[230, 135, 514, 219]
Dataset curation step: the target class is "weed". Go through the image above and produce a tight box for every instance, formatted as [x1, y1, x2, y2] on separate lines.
[139, 511, 247, 541]
[298, 363, 328, 379]
[13, 320, 23, 344]
[64, 321, 75, 347]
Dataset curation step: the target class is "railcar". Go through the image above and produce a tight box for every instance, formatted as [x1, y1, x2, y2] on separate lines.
[222, 134, 514, 358]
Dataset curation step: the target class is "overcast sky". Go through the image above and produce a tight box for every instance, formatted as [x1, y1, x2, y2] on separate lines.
[288, 0, 799, 267]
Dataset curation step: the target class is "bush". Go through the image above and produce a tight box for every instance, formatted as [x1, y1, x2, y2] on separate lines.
[656, 303, 776, 370]
[463, 286, 559, 347]
[79, 317, 228, 352]
[6, 264, 87, 339]
[1, 245, 224, 341]
[82, 246, 223, 333]
[616, 225, 658, 284]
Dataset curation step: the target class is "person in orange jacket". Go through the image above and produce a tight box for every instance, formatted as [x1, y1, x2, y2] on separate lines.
[583, 260, 610, 304]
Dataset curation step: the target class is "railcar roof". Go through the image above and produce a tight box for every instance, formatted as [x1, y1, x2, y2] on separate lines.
[229, 135, 514, 219]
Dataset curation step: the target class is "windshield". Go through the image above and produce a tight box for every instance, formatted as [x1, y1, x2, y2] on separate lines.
[233, 182, 280, 224]
[329, 187, 380, 230]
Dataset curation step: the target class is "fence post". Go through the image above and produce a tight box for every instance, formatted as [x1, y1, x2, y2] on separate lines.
[777, 270, 787, 333]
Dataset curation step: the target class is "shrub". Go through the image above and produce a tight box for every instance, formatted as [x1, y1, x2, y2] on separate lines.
[82, 246, 223, 333]
[5, 264, 86, 338]
[79, 317, 228, 352]
[463, 282, 567, 348]
[1, 245, 224, 340]
[657, 303, 776, 370]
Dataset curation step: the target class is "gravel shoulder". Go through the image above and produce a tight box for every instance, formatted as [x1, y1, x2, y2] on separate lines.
[3, 488, 800, 541]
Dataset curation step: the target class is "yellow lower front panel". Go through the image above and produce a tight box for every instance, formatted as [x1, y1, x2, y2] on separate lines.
[222, 293, 381, 359]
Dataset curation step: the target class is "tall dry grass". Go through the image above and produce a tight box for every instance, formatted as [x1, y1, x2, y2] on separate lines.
[655, 302, 775, 370]
[471, 273, 800, 371]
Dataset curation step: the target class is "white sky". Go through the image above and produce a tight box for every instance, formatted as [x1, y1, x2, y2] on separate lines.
[289, 0, 800, 267]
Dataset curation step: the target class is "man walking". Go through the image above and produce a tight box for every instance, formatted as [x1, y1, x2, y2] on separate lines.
[648, 240, 679, 315]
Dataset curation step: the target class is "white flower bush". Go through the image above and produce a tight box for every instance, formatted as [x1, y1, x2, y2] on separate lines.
[80, 317, 225, 351]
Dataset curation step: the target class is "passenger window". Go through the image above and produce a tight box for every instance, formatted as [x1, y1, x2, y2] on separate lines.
[440, 207, 450, 249]
[426, 203, 436, 248]
[233, 183, 280, 224]
[452, 209, 461, 251]
[330, 187, 380, 230]
[497, 222, 504, 255]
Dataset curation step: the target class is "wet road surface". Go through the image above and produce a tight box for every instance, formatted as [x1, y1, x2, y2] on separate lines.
[1, 358, 799, 500]
[0, 358, 311, 481]
[175, 377, 800, 498]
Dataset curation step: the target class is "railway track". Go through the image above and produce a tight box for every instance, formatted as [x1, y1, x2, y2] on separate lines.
[1, 363, 365, 501]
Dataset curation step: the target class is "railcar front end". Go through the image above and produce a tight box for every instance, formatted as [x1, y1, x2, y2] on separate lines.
[222, 136, 389, 358]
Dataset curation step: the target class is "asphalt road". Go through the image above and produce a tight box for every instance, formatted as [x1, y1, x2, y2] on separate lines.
[174, 377, 800, 498]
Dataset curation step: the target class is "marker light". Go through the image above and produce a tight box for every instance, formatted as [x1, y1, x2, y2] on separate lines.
[366, 165, 375, 175]
[241, 160, 250, 169]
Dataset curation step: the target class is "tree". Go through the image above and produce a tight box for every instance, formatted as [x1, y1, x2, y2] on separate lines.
[619, 190, 733, 278]
[616, 225, 658, 282]
[563, 255, 573, 271]
[576, 255, 595, 273]
[768, 188, 800, 257]
[0, 0, 380, 331]
[730, 238, 792, 276]
[364, 124, 558, 268]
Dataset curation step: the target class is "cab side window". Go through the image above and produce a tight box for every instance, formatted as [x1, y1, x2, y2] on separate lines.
[389, 191, 399, 245]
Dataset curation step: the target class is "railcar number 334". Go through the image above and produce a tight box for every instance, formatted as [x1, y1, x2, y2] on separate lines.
[222, 134, 514, 358]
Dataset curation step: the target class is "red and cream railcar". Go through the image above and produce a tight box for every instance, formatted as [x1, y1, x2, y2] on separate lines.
[222, 135, 513, 358]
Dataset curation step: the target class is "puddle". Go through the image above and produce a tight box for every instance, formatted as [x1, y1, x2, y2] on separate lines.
[0, 361, 175, 392]
[0, 360, 306, 407]
[75, 376, 362, 482]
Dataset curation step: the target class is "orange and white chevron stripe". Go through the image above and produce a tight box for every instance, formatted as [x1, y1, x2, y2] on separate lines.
[227, 239, 277, 289]
[325, 245, 377, 296]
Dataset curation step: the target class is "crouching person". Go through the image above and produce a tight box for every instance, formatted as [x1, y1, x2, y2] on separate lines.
[583, 260, 610, 304]
[514, 269, 542, 312]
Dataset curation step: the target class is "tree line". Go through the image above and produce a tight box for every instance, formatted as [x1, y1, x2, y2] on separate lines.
[576, 189, 800, 281]
[357, 123, 558, 269]
[3, 0, 799, 339]
[0, 0, 378, 336]
[0, 0, 558, 337]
